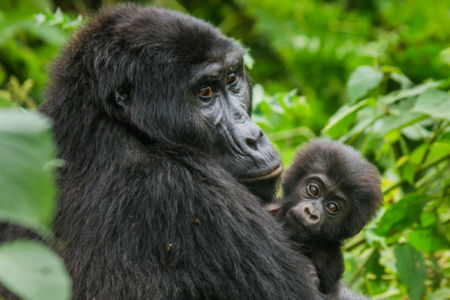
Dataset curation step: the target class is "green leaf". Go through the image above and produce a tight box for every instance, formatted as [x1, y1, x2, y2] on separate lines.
[408, 228, 449, 255]
[365, 250, 385, 278]
[411, 89, 450, 120]
[375, 194, 427, 236]
[429, 288, 450, 300]
[0, 240, 71, 300]
[0, 109, 57, 235]
[420, 212, 437, 227]
[378, 80, 442, 106]
[425, 141, 450, 164]
[394, 243, 426, 300]
[372, 112, 427, 137]
[0, 0, 52, 15]
[399, 161, 416, 185]
[347, 66, 383, 103]
[322, 98, 371, 138]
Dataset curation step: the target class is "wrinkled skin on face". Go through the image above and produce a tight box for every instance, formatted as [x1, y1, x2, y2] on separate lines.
[185, 46, 282, 201]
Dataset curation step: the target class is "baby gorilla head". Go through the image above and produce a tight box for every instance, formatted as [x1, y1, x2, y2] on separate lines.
[267, 139, 382, 296]
[275, 139, 382, 241]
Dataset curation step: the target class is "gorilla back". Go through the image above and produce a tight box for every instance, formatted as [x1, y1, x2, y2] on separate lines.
[2, 6, 323, 300]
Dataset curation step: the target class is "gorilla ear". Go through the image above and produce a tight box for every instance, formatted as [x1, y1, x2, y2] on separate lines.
[114, 81, 133, 109]
[114, 90, 128, 109]
[265, 203, 282, 219]
[111, 81, 133, 120]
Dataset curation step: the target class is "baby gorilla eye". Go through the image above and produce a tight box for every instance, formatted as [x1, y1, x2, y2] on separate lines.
[199, 86, 214, 99]
[306, 183, 320, 197]
[226, 72, 237, 85]
[326, 202, 339, 213]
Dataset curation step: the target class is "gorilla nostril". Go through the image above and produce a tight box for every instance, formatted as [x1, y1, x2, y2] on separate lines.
[258, 130, 264, 138]
[246, 138, 258, 150]
[304, 207, 319, 221]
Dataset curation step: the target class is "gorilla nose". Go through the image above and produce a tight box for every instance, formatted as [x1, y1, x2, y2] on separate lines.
[245, 130, 264, 151]
[303, 206, 320, 223]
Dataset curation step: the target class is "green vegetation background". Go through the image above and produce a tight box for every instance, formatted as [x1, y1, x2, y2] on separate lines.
[0, 0, 448, 299]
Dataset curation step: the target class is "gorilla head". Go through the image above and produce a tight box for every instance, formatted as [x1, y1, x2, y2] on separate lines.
[48, 6, 280, 202]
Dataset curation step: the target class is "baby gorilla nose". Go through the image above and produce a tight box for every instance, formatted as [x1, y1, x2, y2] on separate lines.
[303, 206, 320, 223]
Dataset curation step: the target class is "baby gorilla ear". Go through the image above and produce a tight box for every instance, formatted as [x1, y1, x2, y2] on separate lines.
[265, 203, 283, 219]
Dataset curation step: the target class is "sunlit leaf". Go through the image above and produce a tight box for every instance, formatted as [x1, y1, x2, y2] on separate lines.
[378, 80, 441, 106]
[0, 240, 71, 300]
[411, 89, 450, 120]
[408, 228, 449, 255]
[375, 194, 427, 236]
[347, 66, 383, 103]
[429, 288, 450, 300]
[372, 112, 427, 137]
[0, 109, 57, 235]
[323, 98, 371, 138]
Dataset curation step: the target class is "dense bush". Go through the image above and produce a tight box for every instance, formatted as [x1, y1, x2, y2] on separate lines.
[0, 1, 448, 299]
[254, 67, 450, 299]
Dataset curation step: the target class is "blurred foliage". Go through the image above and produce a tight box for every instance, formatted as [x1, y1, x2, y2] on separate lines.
[254, 66, 450, 299]
[0, 109, 71, 299]
[0, 0, 449, 299]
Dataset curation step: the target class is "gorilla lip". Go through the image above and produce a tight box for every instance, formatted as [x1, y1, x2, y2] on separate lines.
[240, 164, 283, 183]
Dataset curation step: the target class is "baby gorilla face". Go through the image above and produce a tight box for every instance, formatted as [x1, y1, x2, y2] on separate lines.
[285, 173, 349, 236]
[276, 139, 383, 241]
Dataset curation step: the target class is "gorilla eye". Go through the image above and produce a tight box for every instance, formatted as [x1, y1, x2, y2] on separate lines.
[199, 86, 214, 99]
[326, 202, 339, 214]
[226, 72, 237, 85]
[306, 183, 320, 197]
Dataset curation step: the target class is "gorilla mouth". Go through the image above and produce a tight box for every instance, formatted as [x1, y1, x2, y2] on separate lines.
[239, 164, 283, 183]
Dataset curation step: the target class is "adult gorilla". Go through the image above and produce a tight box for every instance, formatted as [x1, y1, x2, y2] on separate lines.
[4, 5, 324, 300]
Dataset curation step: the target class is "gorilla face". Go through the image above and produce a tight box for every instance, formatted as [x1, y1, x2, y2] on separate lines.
[187, 47, 282, 183]
[87, 7, 281, 190]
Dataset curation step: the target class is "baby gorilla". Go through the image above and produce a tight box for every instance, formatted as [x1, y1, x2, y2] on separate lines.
[268, 139, 382, 297]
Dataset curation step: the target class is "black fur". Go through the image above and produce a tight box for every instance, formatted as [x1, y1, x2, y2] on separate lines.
[272, 139, 382, 296]
[1, 5, 323, 300]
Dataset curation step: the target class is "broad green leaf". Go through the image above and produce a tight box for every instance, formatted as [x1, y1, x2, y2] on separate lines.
[394, 243, 426, 300]
[408, 228, 449, 255]
[420, 212, 437, 227]
[425, 141, 450, 163]
[399, 162, 416, 185]
[0, 109, 57, 235]
[339, 106, 379, 142]
[323, 98, 371, 138]
[411, 89, 450, 120]
[410, 144, 428, 164]
[375, 194, 427, 236]
[378, 80, 442, 106]
[347, 66, 383, 103]
[372, 112, 427, 137]
[401, 124, 432, 141]
[0, 240, 71, 300]
[0, 0, 52, 15]
[429, 288, 450, 300]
